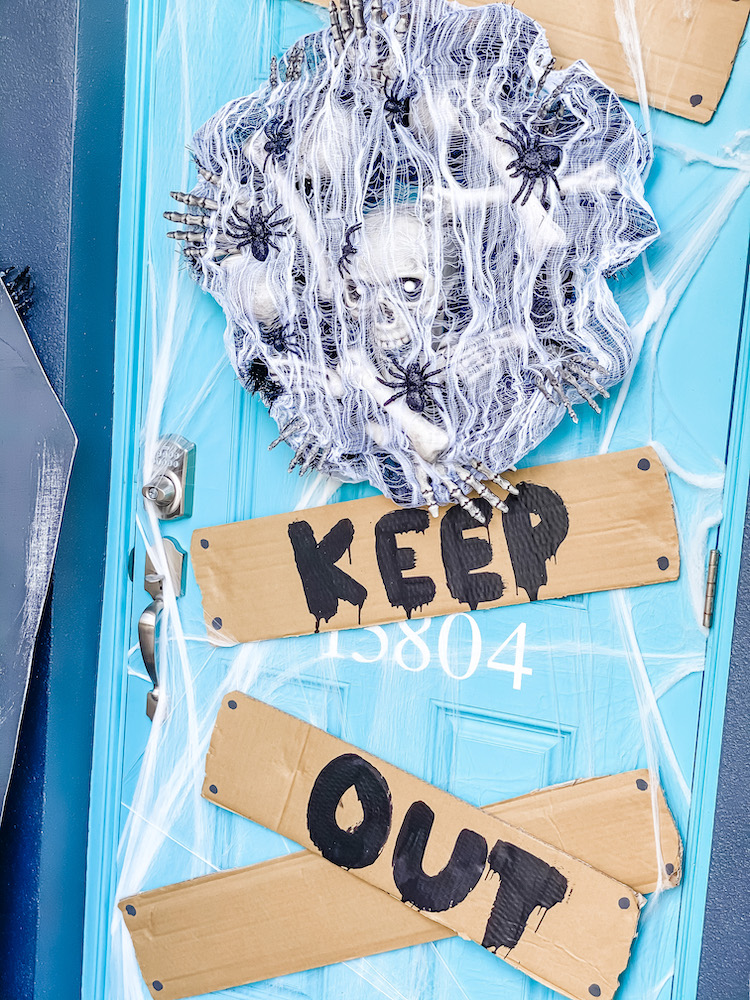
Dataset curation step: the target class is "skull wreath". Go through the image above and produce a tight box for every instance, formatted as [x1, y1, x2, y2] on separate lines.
[166, 0, 658, 522]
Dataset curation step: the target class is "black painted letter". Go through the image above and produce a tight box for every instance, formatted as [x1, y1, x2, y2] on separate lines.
[501, 483, 569, 601]
[392, 800, 488, 911]
[481, 840, 568, 951]
[441, 499, 504, 610]
[288, 518, 368, 632]
[307, 754, 392, 869]
[375, 509, 436, 619]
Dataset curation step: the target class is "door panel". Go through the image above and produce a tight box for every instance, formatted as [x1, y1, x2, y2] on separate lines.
[83, 2, 750, 999]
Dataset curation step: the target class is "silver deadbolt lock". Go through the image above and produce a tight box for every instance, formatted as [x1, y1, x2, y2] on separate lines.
[142, 435, 195, 519]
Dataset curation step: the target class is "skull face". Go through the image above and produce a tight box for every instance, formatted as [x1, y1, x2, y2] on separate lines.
[341, 210, 439, 356]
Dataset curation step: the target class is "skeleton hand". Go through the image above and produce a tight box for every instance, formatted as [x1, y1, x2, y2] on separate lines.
[268, 416, 336, 476]
[534, 351, 611, 423]
[164, 179, 218, 263]
[328, 0, 410, 91]
[417, 462, 518, 525]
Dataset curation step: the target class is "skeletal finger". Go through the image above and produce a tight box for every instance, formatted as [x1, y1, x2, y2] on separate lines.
[561, 369, 601, 414]
[289, 435, 316, 471]
[394, 11, 409, 46]
[465, 475, 508, 513]
[471, 461, 519, 496]
[269, 418, 301, 450]
[544, 370, 578, 424]
[315, 446, 333, 470]
[567, 359, 610, 398]
[269, 55, 279, 88]
[197, 165, 221, 185]
[437, 473, 487, 525]
[285, 47, 303, 82]
[329, 1, 345, 54]
[422, 482, 439, 518]
[339, 0, 354, 38]
[423, 493, 439, 518]
[415, 468, 440, 518]
[456, 467, 509, 512]
[298, 447, 322, 476]
[167, 230, 205, 244]
[351, 0, 366, 37]
[163, 212, 209, 227]
[170, 190, 218, 211]
[534, 375, 556, 404]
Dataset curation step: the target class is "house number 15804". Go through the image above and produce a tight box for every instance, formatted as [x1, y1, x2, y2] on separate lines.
[325, 618, 531, 689]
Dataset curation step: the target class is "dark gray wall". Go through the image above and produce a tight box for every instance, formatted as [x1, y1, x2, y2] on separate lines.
[0, 1, 78, 992]
[0, 0, 77, 391]
[0, 1, 126, 997]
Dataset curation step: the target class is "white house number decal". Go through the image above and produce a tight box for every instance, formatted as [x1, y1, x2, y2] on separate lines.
[326, 618, 531, 690]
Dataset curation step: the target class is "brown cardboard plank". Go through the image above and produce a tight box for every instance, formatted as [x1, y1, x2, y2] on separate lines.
[200, 694, 641, 1000]
[191, 447, 679, 645]
[120, 771, 680, 1000]
[303, 0, 749, 123]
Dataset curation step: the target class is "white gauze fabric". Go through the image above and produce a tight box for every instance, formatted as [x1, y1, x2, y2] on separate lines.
[170, 0, 658, 514]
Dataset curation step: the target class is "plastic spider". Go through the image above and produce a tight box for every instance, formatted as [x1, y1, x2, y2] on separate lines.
[383, 83, 412, 128]
[498, 122, 562, 209]
[259, 321, 300, 355]
[337, 223, 361, 277]
[377, 359, 445, 413]
[263, 116, 293, 169]
[224, 204, 291, 262]
[239, 356, 283, 402]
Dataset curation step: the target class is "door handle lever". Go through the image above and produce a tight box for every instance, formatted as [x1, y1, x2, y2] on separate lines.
[138, 538, 185, 720]
[138, 598, 163, 721]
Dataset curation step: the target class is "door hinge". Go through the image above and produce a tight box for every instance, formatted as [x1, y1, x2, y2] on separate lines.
[703, 549, 720, 629]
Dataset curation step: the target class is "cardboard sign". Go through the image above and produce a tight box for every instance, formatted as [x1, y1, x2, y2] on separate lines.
[120, 771, 681, 1000]
[200, 694, 641, 1000]
[305, 0, 750, 124]
[191, 448, 679, 644]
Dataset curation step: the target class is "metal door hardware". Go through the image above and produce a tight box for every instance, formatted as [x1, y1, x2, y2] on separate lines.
[703, 549, 720, 629]
[142, 435, 195, 519]
[138, 538, 186, 720]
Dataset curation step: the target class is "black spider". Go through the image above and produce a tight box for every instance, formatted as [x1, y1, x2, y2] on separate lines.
[239, 357, 284, 403]
[224, 204, 291, 261]
[383, 83, 412, 129]
[259, 321, 300, 356]
[377, 359, 445, 413]
[337, 223, 361, 277]
[498, 122, 563, 210]
[263, 116, 293, 168]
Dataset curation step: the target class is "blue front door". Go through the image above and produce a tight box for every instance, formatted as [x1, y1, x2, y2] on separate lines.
[83, 3, 750, 1000]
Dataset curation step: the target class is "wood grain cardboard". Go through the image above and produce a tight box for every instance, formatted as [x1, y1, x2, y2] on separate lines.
[120, 770, 680, 1000]
[191, 447, 679, 644]
[303, 0, 750, 123]
[199, 694, 642, 1000]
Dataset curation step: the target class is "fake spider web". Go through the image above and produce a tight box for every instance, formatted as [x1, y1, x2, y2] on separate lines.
[168, 0, 658, 517]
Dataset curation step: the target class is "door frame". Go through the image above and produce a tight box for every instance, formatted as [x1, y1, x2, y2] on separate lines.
[81, 2, 750, 997]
